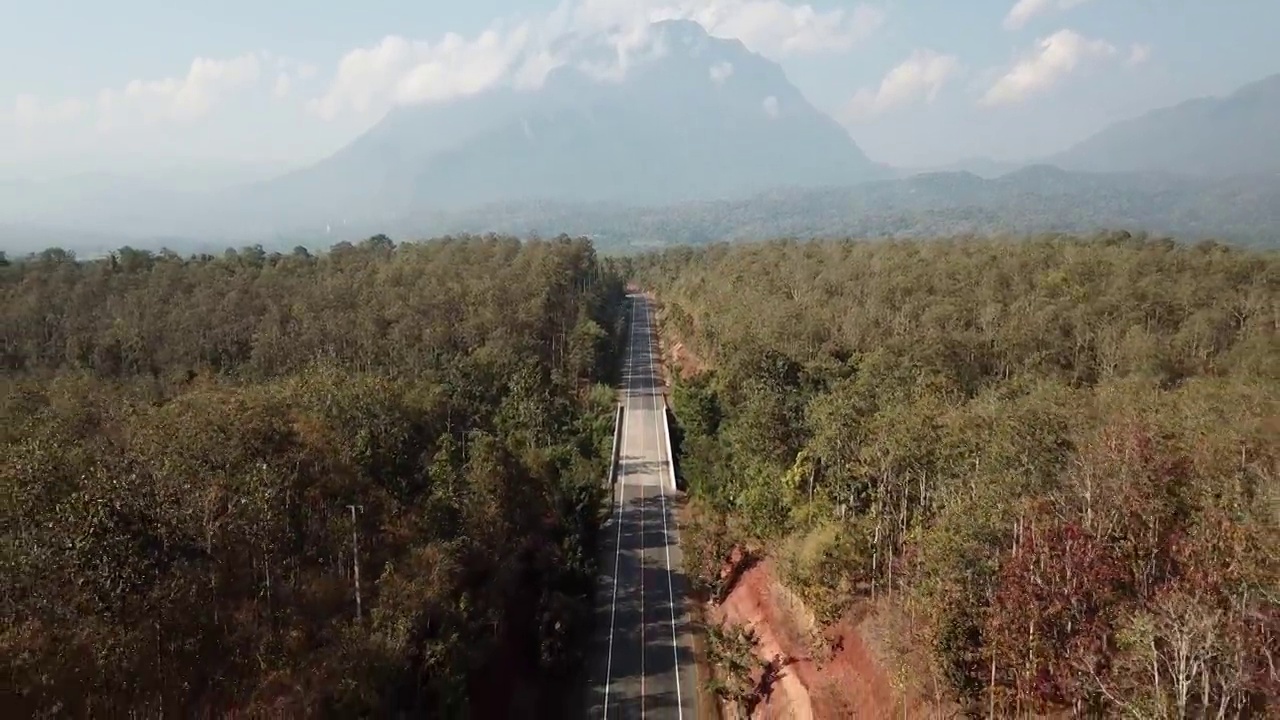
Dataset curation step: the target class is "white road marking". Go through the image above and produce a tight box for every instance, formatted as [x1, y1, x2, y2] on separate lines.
[602, 297, 637, 719]
[644, 297, 685, 718]
[602, 295, 686, 718]
[639, 297, 646, 718]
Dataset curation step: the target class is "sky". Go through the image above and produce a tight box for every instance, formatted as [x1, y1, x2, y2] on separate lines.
[1, 0, 1277, 180]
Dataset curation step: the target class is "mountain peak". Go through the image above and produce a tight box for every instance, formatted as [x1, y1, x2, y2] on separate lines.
[650, 17, 710, 37]
[540, 18, 765, 94]
[645, 17, 745, 54]
[247, 20, 883, 227]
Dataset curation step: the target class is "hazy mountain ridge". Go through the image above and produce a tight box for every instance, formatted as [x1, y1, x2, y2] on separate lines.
[394, 169, 1280, 249]
[5, 167, 1278, 256]
[1050, 73, 1280, 176]
[895, 157, 1024, 179]
[1, 27, 1278, 252]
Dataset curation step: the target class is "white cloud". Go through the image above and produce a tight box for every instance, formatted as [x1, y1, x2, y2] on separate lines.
[308, 0, 885, 119]
[1127, 42, 1152, 66]
[564, 0, 882, 57]
[573, 20, 672, 84]
[980, 28, 1115, 106]
[1002, 0, 1093, 31]
[284, 59, 318, 80]
[844, 49, 960, 119]
[21, 51, 316, 133]
[99, 52, 263, 125]
[709, 60, 734, 83]
[395, 28, 533, 102]
[11, 0, 889, 133]
[12, 95, 85, 128]
[269, 56, 318, 101]
[643, 0, 885, 57]
[513, 49, 565, 90]
[308, 26, 533, 119]
[8, 50, 317, 138]
[762, 95, 779, 117]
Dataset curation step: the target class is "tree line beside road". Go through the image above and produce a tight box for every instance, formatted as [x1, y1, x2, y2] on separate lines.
[629, 232, 1279, 717]
[2, 234, 627, 716]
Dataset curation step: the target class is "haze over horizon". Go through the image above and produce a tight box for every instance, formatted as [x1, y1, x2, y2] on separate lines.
[5, 0, 1279, 183]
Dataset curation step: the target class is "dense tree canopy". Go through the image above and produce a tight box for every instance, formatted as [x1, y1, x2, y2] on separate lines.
[632, 232, 1280, 717]
[1, 234, 627, 717]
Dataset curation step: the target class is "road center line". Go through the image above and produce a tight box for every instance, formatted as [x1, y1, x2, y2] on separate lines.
[645, 298, 685, 718]
[601, 296, 636, 719]
[639, 297, 646, 719]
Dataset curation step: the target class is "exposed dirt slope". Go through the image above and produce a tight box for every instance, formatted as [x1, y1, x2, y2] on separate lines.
[711, 559, 951, 719]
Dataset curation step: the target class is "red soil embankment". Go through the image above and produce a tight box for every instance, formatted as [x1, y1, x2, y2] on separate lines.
[711, 558, 941, 719]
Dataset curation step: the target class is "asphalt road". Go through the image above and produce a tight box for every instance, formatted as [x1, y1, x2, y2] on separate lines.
[583, 294, 699, 719]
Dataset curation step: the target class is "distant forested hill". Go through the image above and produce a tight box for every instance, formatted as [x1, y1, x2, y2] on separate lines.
[402, 167, 1280, 250]
[4, 167, 1279, 257]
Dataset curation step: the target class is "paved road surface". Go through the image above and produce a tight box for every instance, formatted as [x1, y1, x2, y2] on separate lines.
[583, 294, 698, 719]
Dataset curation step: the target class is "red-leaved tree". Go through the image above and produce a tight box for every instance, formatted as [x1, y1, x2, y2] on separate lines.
[984, 510, 1127, 714]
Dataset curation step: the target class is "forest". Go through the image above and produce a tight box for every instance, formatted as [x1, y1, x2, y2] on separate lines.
[628, 233, 1280, 717]
[4, 229, 1278, 718]
[1, 235, 626, 716]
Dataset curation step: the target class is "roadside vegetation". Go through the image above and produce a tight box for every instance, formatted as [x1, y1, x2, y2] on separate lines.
[631, 232, 1280, 717]
[2, 235, 627, 717]
[702, 620, 769, 716]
